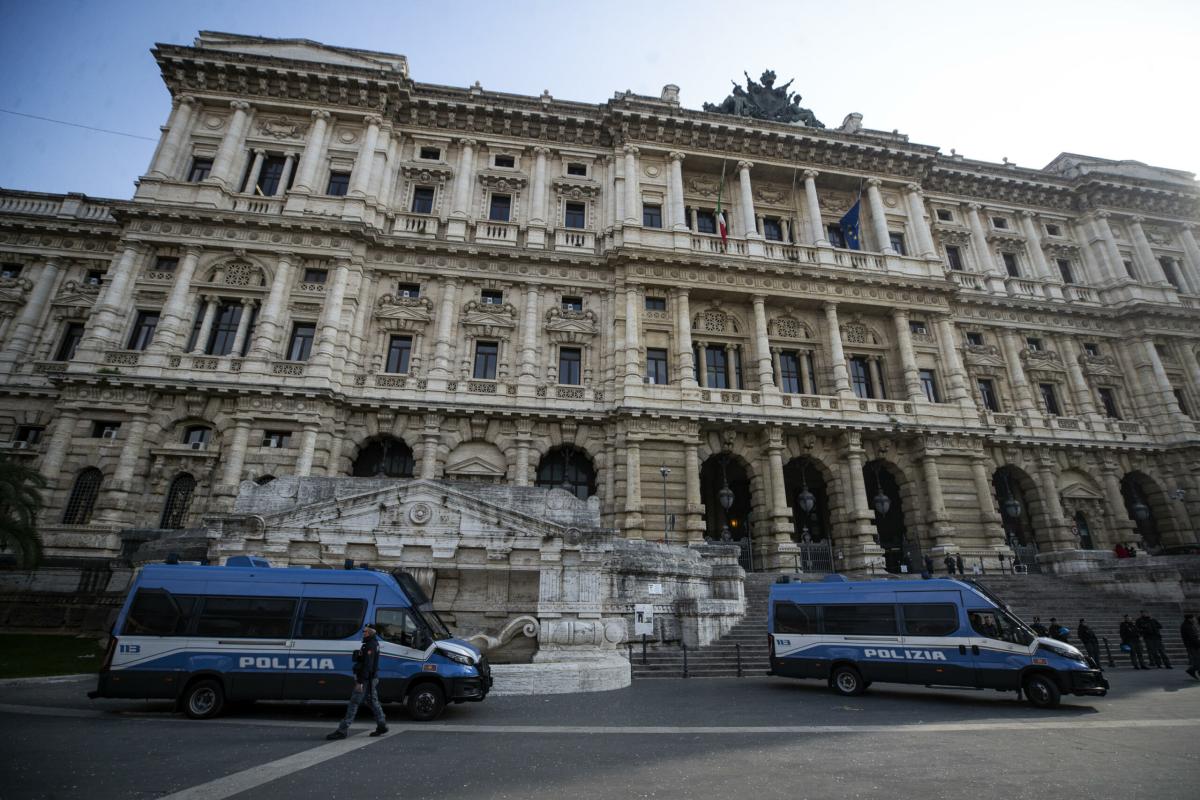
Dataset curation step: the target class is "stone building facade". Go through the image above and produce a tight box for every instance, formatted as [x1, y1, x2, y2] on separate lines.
[2, 31, 1199, 589]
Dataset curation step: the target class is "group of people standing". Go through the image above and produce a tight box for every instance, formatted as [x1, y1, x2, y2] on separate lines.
[1116, 611, 1200, 679]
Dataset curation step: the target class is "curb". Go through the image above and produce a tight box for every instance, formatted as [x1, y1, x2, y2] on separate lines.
[0, 674, 94, 686]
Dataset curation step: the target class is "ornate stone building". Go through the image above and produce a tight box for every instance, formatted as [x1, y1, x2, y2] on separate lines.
[2, 31, 1199, 588]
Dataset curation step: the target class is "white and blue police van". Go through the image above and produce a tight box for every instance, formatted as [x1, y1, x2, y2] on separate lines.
[767, 575, 1108, 708]
[89, 557, 492, 720]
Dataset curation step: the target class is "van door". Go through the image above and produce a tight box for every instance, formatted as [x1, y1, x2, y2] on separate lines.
[374, 606, 431, 701]
[966, 607, 1035, 689]
[191, 593, 298, 701]
[898, 594, 973, 686]
[285, 584, 375, 700]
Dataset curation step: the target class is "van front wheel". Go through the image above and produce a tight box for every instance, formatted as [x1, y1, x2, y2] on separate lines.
[182, 679, 225, 720]
[830, 665, 866, 697]
[406, 682, 445, 721]
[1023, 674, 1061, 709]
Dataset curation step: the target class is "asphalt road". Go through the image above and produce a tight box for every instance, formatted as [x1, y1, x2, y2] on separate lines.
[1, 665, 1198, 800]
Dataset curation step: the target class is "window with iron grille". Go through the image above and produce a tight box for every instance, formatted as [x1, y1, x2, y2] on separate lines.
[160, 473, 197, 529]
[62, 468, 102, 524]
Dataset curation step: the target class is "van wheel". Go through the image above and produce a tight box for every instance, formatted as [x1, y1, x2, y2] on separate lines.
[183, 679, 225, 720]
[830, 665, 866, 697]
[406, 683, 445, 722]
[1023, 674, 1061, 709]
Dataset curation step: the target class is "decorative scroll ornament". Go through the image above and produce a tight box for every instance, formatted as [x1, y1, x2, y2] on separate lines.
[466, 615, 539, 653]
[702, 70, 824, 127]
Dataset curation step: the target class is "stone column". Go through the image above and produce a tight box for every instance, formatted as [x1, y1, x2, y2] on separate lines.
[622, 145, 640, 225]
[514, 426, 532, 487]
[518, 283, 541, 385]
[891, 309, 923, 402]
[1018, 211, 1053, 281]
[695, 342, 707, 387]
[190, 296, 220, 355]
[343, 269, 373, 375]
[419, 418, 441, 480]
[220, 418, 252, 487]
[295, 425, 319, 477]
[82, 244, 143, 353]
[1178, 224, 1200, 292]
[799, 352, 813, 394]
[95, 414, 149, 524]
[229, 298, 256, 357]
[824, 303, 852, 398]
[624, 438, 643, 536]
[668, 151, 687, 231]
[39, 409, 78, 489]
[766, 428, 790, 536]
[966, 203, 1000, 275]
[276, 152, 297, 196]
[148, 247, 201, 354]
[673, 288, 695, 387]
[999, 330, 1037, 414]
[904, 184, 936, 257]
[529, 146, 549, 225]
[843, 433, 883, 567]
[366, 126, 391, 201]
[208, 101, 252, 189]
[935, 316, 972, 407]
[147, 95, 197, 179]
[684, 440, 703, 542]
[1141, 336, 1185, 417]
[429, 277, 459, 378]
[246, 252, 296, 363]
[243, 148, 266, 194]
[624, 285, 641, 385]
[291, 110, 330, 194]
[865, 178, 895, 254]
[868, 358, 885, 400]
[1100, 460, 1137, 542]
[1095, 212, 1128, 281]
[0, 256, 60, 374]
[311, 259, 351, 368]
[1061, 338, 1099, 418]
[348, 116, 382, 197]
[1128, 216, 1171, 286]
[737, 161, 758, 238]
[602, 155, 616, 231]
[971, 455, 1005, 534]
[751, 296, 775, 390]
[802, 170, 828, 246]
[378, 136, 401, 207]
[1036, 460, 1072, 549]
[449, 138, 477, 219]
[919, 451, 954, 545]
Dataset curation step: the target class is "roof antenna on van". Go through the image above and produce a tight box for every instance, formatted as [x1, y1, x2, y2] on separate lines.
[344, 558, 355, 570]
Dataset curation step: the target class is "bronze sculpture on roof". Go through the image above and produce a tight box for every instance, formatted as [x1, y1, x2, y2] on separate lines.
[703, 70, 824, 128]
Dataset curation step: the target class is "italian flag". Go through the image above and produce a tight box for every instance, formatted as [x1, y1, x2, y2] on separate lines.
[715, 165, 728, 245]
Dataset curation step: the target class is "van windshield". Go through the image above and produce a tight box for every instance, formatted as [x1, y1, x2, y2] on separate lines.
[968, 608, 1035, 646]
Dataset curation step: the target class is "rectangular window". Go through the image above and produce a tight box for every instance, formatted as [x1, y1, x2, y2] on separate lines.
[419, 146, 441, 161]
[194, 596, 297, 639]
[1026, 337, 1043, 352]
[1039, 383, 1061, 416]
[297, 598, 366, 640]
[1044, 223, 1061, 237]
[696, 210, 717, 234]
[262, 431, 293, 448]
[705, 347, 728, 389]
[488, 194, 511, 222]
[945, 245, 964, 271]
[773, 602, 819, 635]
[901, 604, 959, 637]
[566, 162, 588, 177]
[559, 347, 582, 385]
[0, 263, 22, 279]
[56, 322, 85, 361]
[763, 218, 783, 242]
[206, 302, 242, 356]
[187, 157, 213, 183]
[127, 311, 160, 351]
[326, 171, 350, 196]
[936, 209, 953, 222]
[646, 348, 669, 385]
[565, 202, 586, 229]
[992, 217, 1008, 229]
[909, 320, 928, 336]
[1083, 342, 1099, 357]
[823, 604, 898, 636]
[302, 268, 327, 284]
[1097, 387, 1121, 419]
[154, 256, 179, 273]
[123, 590, 199, 636]
[1002, 252, 1020, 277]
[978, 379, 1000, 412]
[1160, 258, 1182, 289]
[411, 186, 435, 214]
[645, 296, 667, 311]
[397, 282, 421, 299]
[481, 289, 504, 305]
[92, 421, 120, 438]
[1175, 389, 1192, 417]
[1057, 259, 1075, 284]
[287, 323, 316, 361]
[889, 232, 907, 256]
[494, 154, 515, 168]
[385, 335, 412, 374]
[1123, 260, 1136, 280]
[256, 155, 288, 196]
[15, 425, 44, 444]
[779, 351, 801, 394]
[919, 369, 940, 403]
[561, 296, 583, 312]
[826, 224, 847, 249]
[642, 204, 663, 228]
[473, 341, 498, 379]
[965, 332, 984, 347]
[849, 357, 873, 399]
[85, 270, 104, 286]
[183, 426, 211, 446]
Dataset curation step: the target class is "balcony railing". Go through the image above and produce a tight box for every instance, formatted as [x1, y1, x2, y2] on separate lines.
[232, 196, 283, 214]
[393, 213, 439, 238]
[554, 229, 596, 252]
[475, 221, 519, 246]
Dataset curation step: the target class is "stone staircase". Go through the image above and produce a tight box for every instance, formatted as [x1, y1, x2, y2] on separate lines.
[630, 571, 1191, 680]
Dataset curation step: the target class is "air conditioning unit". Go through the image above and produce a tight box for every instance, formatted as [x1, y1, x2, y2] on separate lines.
[190, 441, 205, 450]
[263, 438, 279, 448]
[644, 376, 654, 385]
[400, 290, 413, 298]
[86, 276, 101, 285]
[13, 441, 30, 450]
[101, 429, 118, 439]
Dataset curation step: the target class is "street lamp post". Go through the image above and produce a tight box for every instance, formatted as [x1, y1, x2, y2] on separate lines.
[659, 465, 671, 543]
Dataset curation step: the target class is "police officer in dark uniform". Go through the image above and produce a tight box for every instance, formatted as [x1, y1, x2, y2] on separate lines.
[327, 622, 388, 739]
[1136, 610, 1171, 669]
[1078, 619, 1101, 665]
[1120, 614, 1148, 669]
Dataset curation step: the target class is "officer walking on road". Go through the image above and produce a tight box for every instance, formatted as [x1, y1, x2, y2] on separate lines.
[327, 622, 388, 740]
[1078, 619, 1101, 665]
[1137, 610, 1171, 669]
[1181, 613, 1200, 680]
[1120, 614, 1148, 669]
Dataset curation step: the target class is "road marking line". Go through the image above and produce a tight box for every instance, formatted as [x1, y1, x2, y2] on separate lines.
[156, 732, 388, 800]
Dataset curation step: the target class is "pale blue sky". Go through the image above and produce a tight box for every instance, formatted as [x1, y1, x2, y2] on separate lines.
[1, 0, 1197, 199]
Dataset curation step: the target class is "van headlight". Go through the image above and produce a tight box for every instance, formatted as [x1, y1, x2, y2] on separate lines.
[1040, 641, 1087, 664]
[440, 650, 475, 666]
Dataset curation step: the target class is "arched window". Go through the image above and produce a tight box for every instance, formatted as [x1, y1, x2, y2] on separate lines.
[352, 437, 415, 478]
[535, 446, 596, 500]
[160, 473, 197, 529]
[62, 468, 103, 525]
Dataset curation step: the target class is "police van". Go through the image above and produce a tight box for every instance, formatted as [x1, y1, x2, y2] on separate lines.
[767, 575, 1108, 708]
[89, 557, 492, 721]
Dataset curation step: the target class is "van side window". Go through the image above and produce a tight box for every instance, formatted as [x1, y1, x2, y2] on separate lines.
[969, 609, 1034, 646]
[194, 597, 297, 638]
[297, 599, 366, 640]
[901, 604, 959, 637]
[773, 602, 819, 634]
[822, 604, 898, 636]
[375, 607, 420, 648]
[124, 590, 198, 636]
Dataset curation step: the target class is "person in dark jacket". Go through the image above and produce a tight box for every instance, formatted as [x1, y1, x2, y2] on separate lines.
[1120, 614, 1148, 669]
[1030, 616, 1048, 637]
[327, 623, 388, 739]
[944, 555, 955, 575]
[922, 554, 934, 578]
[1136, 611, 1171, 669]
[1181, 614, 1200, 680]
[955, 554, 965, 577]
[1078, 619, 1101, 665]
[1048, 617, 1069, 643]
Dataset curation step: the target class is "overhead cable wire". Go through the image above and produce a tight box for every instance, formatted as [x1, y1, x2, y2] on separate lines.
[0, 108, 157, 142]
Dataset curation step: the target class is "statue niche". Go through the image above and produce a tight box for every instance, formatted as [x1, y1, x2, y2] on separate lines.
[703, 70, 824, 128]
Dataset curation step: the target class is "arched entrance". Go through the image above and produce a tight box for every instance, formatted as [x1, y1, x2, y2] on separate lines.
[993, 466, 1040, 570]
[535, 446, 596, 501]
[700, 454, 753, 544]
[1073, 511, 1095, 551]
[160, 473, 197, 529]
[352, 436, 415, 478]
[864, 460, 909, 573]
[782, 457, 832, 542]
[1121, 472, 1170, 551]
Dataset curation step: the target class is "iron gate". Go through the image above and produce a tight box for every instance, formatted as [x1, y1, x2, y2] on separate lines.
[791, 540, 835, 574]
[1011, 543, 1042, 574]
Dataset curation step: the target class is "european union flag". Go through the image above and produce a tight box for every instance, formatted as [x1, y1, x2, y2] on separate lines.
[839, 198, 862, 251]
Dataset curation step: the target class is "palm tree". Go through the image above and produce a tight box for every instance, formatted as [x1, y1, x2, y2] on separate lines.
[0, 456, 46, 568]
